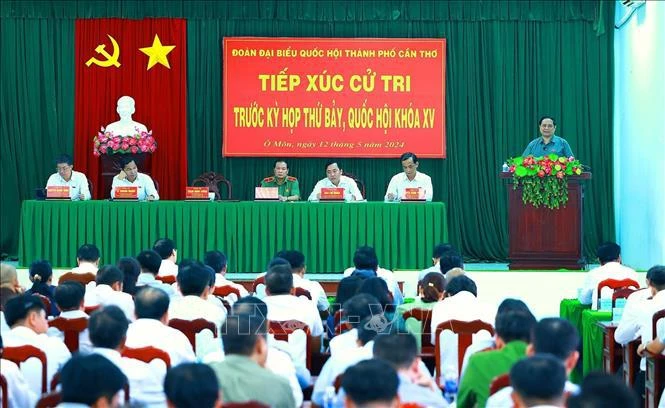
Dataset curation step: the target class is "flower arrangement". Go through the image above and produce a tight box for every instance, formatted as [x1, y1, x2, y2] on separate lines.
[507, 154, 583, 209]
[93, 127, 157, 156]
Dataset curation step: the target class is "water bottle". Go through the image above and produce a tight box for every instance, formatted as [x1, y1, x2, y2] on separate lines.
[502, 162, 510, 172]
[323, 385, 338, 408]
[442, 366, 458, 403]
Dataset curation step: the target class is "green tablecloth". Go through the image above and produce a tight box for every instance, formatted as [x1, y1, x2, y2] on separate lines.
[19, 200, 447, 272]
[560, 299, 589, 383]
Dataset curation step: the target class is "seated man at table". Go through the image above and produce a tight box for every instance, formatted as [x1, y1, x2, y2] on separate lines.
[308, 161, 363, 202]
[260, 160, 300, 202]
[577, 241, 638, 306]
[384, 152, 433, 202]
[110, 156, 159, 201]
[45, 153, 91, 201]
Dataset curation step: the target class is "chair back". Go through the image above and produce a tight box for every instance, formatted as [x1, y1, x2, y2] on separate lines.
[489, 373, 511, 395]
[122, 346, 171, 369]
[35, 391, 62, 408]
[155, 275, 176, 284]
[268, 320, 312, 369]
[597, 278, 640, 301]
[34, 294, 53, 317]
[294, 287, 312, 300]
[213, 285, 241, 298]
[402, 308, 435, 353]
[343, 172, 365, 199]
[335, 321, 353, 335]
[193, 172, 232, 200]
[434, 319, 495, 384]
[3, 345, 48, 393]
[84, 304, 101, 315]
[223, 402, 269, 408]
[652, 309, 665, 337]
[58, 272, 96, 285]
[252, 275, 266, 295]
[0, 373, 7, 408]
[168, 318, 218, 350]
[47, 316, 88, 352]
[612, 287, 641, 306]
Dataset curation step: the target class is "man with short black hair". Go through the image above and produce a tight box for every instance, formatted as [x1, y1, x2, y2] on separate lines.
[126, 287, 195, 366]
[208, 314, 295, 407]
[3, 295, 71, 395]
[204, 250, 248, 298]
[260, 160, 301, 202]
[164, 363, 222, 408]
[342, 359, 400, 408]
[308, 160, 364, 202]
[510, 354, 567, 408]
[329, 293, 383, 356]
[45, 153, 91, 201]
[567, 372, 639, 408]
[47, 281, 92, 352]
[59, 354, 127, 407]
[276, 250, 329, 312]
[343, 246, 404, 304]
[578, 241, 638, 307]
[84, 265, 135, 321]
[153, 238, 178, 277]
[418, 244, 458, 281]
[457, 310, 537, 408]
[72, 244, 100, 274]
[373, 333, 448, 406]
[384, 152, 433, 202]
[136, 249, 176, 296]
[89, 305, 165, 406]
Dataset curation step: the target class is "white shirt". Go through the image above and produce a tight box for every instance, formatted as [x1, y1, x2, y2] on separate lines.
[614, 289, 652, 344]
[214, 274, 250, 300]
[84, 284, 135, 322]
[46, 310, 92, 353]
[157, 259, 178, 277]
[3, 326, 71, 396]
[90, 347, 166, 407]
[418, 263, 442, 282]
[308, 175, 364, 202]
[577, 262, 639, 308]
[486, 380, 580, 407]
[136, 273, 176, 296]
[384, 171, 433, 202]
[616, 290, 665, 371]
[70, 263, 98, 275]
[111, 172, 159, 200]
[329, 328, 358, 357]
[125, 318, 195, 367]
[312, 341, 375, 405]
[45, 170, 91, 200]
[342, 266, 404, 304]
[430, 291, 496, 374]
[292, 274, 330, 312]
[0, 358, 38, 408]
[168, 295, 227, 358]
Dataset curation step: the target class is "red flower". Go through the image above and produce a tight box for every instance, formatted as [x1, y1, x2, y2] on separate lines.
[556, 171, 564, 179]
[537, 170, 545, 178]
[130, 146, 139, 154]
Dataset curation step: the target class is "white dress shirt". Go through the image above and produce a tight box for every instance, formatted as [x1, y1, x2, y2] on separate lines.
[0, 358, 38, 408]
[292, 274, 330, 312]
[214, 275, 249, 296]
[384, 171, 433, 201]
[3, 326, 71, 395]
[312, 341, 375, 405]
[614, 289, 652, 345]
[111, 172, 159, 200]
[168, 295, 227, 358]
[70, 262, 98, 275]
[418, 263, 442, 282]
[45, 170, 91, 201]
[136, 273, 176, 296]
[616, 290, 665, 371]
[125, 318, 195, 367]
[84, 284, 135, 321]
[308, 176, 364, 202]
[430, 291, 496, 374]
[486, 380, 580, 408]
[577, 262, 639, 308]
[90, 347, 166, 407]
[328, 328, 358, 357]
[342, 266, 404, 304]
[46, 310, 92, 353]
[157, 259, 178, 277]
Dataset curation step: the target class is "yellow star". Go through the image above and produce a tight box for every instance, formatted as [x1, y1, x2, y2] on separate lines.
[139, 34, 175, 70]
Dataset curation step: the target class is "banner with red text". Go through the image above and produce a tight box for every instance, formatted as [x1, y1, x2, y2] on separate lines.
[223, 38, 446, 158]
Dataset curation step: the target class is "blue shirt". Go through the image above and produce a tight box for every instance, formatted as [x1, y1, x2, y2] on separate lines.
[522, 135, 574, 158]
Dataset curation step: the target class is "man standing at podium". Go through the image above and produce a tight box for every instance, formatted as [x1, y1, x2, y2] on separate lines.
[522, 116, 575, 158]
[45, 154, 91, 201]
[260, 160, 300, 202]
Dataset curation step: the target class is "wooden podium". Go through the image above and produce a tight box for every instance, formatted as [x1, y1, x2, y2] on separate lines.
[501, 172, 591, 270]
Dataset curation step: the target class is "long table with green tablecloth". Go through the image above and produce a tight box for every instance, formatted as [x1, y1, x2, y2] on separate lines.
[19, 200, 447, 272]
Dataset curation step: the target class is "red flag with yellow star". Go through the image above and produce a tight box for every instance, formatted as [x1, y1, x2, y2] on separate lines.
[74, 18, 187, 199]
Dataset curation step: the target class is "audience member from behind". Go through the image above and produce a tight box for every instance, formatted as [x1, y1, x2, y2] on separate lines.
[509, 354, 567, 408]
[439, 251, 464, 276]
[153, 238, 178, 277]
[204, 250, 248, 297]
[567, 372, 639, 408]
[396, 272, 445, 350]
[25, 259, 59, 316]
[47, 281, 92, 352]
[418, 244, 458, 281]
[208, 314, 295, 407]
[276, 250, 329, 312]
[0, 334, 38, 408]
[329, 293, 382, 356]
[136, 249, 176, 296]
[1, 263, 24, 294]
[578, 242, 638, 306]
[487, 317, 581, 407]
[59, 354, 127, 407]
[126, 286, 195, 366]
[457, 309, 537, 408]
[164, 363, 222, 408]
[72, 244, 100, 274]
[3, 294, 71, 395]
[344, 246, 404, 304]
[374, 333, 448, 406]
[84, 265, 135, 321]
[117, 257, 141, 296]
[89, 305, 165, 406]
[342, 359, 400, 408]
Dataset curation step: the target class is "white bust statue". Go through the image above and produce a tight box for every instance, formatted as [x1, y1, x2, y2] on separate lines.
[105, 96, 148, 136]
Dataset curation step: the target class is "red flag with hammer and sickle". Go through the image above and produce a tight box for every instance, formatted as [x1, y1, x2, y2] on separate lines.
[74, 18, 187, 199]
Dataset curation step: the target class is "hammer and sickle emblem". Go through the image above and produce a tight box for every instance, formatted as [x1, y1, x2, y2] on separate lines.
[85, 35, 121, 68]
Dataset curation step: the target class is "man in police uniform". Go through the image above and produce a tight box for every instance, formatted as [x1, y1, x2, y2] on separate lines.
[260, 160, 300, 201]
